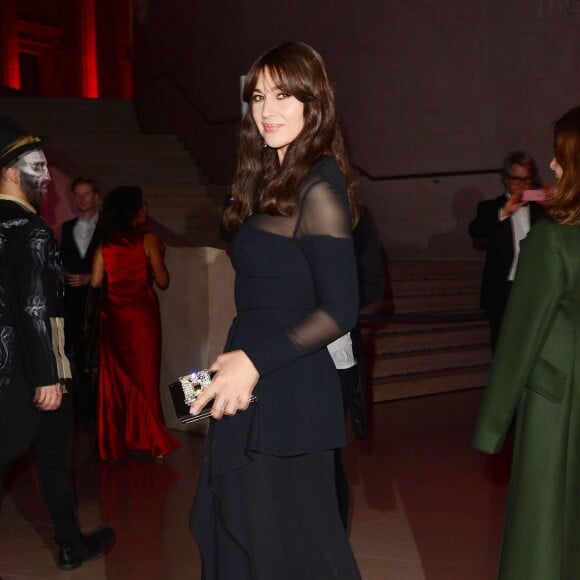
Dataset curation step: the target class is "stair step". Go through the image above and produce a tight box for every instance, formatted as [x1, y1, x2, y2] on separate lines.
[387, 260, 483, 280]
[95, 170, 200, 183]
[156, 213, 221, 227]
[371, 308, 485, 324]
[372, 343, 491, 376]
[151, 204, 221, 218]
[0, 97, 140, 133]
[141, 183, 226, 198]
[156, 218, 221, 239]
[0, 96, 222, 246]
[100, 180, 207, 192]
[365, 260, 490, 402]
[372, 365, 489, 402]
[391, 276, 480, 295]
[89, 161, 199, 174]
[361, 308, 485, 329]
[393, 292, 480, 313]
[53, 140, 192, 157]
[53, 133, 182, 146]
[61, 148, 192, 163]
[147, 195, 213, 208]
[375, 322, 490, 354]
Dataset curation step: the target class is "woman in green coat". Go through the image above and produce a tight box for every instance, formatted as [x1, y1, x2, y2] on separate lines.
[473, 105, 580, 580]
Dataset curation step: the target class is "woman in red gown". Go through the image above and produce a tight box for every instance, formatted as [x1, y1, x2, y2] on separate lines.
[90, 186, 179, 461]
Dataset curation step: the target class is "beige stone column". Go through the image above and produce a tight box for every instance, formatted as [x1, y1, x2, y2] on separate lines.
[157, 246, 236, 434]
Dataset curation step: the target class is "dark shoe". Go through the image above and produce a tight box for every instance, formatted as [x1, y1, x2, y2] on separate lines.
[57, 526, 115, 571]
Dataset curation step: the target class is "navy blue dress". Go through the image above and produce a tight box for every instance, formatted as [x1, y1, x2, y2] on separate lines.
[191, 157, 361, 579]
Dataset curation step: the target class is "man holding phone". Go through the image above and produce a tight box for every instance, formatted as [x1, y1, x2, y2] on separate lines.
[469, 151, 544, 352]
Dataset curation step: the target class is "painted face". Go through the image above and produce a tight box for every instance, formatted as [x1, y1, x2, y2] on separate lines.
[251, 68, 305, 164]
[14, 149, 51, 209]
[550, 157, 563, 180]
[72, 182, 99, 216]
[503, 163, 533, 197]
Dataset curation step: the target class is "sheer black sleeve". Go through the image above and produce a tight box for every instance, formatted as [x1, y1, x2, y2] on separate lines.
[243, 178, 359, 376]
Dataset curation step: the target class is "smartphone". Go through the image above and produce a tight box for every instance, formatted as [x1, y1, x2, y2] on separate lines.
[521, 189, 546, 202]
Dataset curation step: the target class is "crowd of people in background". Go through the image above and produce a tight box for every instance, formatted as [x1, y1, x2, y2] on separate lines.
[0, 125, 179, 570]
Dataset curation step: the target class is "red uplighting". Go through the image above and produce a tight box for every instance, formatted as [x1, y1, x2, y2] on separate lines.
[81, 0, 99, 98]
[6, 53, 21, 90]
[2, 1, 21, 90]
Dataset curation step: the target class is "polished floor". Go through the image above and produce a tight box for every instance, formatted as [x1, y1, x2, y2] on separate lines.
[0, 388, 511, 579]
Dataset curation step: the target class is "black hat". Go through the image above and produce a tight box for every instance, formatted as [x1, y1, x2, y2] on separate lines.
[0, 117, 43, 169]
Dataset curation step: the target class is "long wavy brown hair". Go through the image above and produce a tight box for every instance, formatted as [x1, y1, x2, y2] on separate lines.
[544, 106, 580, 224]
[224, 41, 358, 232]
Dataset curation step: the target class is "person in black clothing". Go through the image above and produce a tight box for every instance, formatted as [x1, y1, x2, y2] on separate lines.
[189, 42, 362, 579]
[60, 177, 100, 422]
[0, 118, 114, 571]
[332, 204, 385, 528]
[348, 203, 386, 438]
[469, 151, 543, 352]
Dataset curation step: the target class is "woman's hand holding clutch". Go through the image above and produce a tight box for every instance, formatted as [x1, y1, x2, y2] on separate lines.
[190, 350, 259, 420]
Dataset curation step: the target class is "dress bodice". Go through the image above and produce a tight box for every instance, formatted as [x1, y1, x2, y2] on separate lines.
[208, 157, 359, 476]
[102, 230, 151, 289]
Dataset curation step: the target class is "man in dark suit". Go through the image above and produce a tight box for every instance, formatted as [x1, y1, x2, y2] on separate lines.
[331, 205, 385, 529]
[0, 118, 114, 570]
[60, 177, 100, 422]
[469, 151, 543, 352]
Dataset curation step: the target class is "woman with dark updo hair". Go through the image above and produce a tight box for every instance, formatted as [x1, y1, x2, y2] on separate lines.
[90, 186, 178, 462]
[189, 42, 361, 579]
[473, 106, 580, 579]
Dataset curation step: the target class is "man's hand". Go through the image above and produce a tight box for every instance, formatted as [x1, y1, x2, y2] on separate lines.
[33, 384, 63, 411]
[501, 192, 527, 219]
[65, 272, 91, 287]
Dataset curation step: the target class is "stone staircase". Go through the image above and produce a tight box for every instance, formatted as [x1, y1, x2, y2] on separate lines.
[0, 97, 225, 246]
[366, 260, 491, 401]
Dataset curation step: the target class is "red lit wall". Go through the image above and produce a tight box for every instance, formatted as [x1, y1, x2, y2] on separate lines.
[0, 0, 133, 98]
[80, 0, 98, 98]
[0, 0, 20, 89]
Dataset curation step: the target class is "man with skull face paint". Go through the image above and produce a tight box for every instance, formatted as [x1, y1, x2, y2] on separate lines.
[0, 118, 114, 570]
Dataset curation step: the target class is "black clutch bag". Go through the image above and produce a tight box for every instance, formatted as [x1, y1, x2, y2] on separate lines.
[169, 369, 257, 424]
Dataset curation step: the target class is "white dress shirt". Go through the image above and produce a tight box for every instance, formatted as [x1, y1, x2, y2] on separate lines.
[73, 213, 98, 258]
[499, 194, 531, 281]
[327, 332, 357, 370]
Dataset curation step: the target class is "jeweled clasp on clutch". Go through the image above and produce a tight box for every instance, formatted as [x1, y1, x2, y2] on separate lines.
[179, 369, 214, 406]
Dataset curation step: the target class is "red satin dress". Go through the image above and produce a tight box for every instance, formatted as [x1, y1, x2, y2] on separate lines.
[97, 230, 179, 461]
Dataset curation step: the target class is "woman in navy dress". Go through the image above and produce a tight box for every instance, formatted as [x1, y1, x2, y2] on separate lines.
[190, 41, 362, 579]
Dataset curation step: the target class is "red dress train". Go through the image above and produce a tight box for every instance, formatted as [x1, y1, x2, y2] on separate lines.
[97, 230, 179, 461]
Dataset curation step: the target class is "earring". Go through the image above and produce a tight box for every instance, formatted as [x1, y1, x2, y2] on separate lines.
[262, 140, 268, 149]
